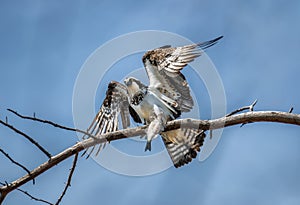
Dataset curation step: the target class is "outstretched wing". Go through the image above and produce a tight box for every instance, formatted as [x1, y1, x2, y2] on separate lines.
[82, 81, 138, 157]
[143, 36, 223, 113]
[161, 128, 206, 168]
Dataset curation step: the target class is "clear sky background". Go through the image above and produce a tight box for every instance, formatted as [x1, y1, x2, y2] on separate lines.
[1, 0, 300, 204]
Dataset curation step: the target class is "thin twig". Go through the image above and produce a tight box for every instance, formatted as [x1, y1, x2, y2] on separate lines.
[0, 149, 35, 185]
[7, 109, 96, 139]
[16, 188, 53, 205]
[55, 153, 78, 205]
[0, 119, 52, 158]
[226, 100, 257, 127]
[226, 99, 258, 117]
[0, 182, 53, 205]
[289, 107, 294, 113]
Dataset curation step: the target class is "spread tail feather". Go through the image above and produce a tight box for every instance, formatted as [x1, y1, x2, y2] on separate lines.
[162, 128, 206, 168]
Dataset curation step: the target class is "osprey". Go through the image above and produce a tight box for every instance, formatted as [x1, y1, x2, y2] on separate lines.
[83, 36, 223, 168]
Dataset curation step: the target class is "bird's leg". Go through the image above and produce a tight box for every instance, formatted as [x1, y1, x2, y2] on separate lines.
[144, 105, 167, 151]
[145, 139, 152, 151]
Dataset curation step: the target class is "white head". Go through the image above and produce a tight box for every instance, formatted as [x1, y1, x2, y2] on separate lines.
[124, 77, 146, 95]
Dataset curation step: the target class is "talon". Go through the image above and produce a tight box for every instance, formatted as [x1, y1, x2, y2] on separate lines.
[145, 141, 152, 151]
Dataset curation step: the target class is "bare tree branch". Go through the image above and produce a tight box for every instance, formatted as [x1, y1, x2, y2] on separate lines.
[226, 99, 257, 117]
[0, 149, 35, 185]
[0, 119, 52, 158]
[7, 109, 95, 139]
[55, 153, 78, 205]
[0, 182, 52, 205]
[0, 110, 300, 203]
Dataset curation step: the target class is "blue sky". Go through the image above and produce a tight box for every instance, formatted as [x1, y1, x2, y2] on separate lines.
[1, 0, 300, 204]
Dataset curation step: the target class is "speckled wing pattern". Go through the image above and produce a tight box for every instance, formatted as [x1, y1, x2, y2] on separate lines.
[142, 36, 223, 113]
[82, 81, 132, 158]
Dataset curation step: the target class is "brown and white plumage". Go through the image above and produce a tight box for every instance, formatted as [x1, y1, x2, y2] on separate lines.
[83, 36, 223, 167]
[82, 81, 134, 157]
[162, 129, 206, 168]
[143, 36, 223, 113]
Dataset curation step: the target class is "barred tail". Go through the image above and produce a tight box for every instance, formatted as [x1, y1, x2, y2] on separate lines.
[161, 128, 206, 168]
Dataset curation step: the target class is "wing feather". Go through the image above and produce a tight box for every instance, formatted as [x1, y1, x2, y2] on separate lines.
[82, 81, 131, 158]
[143, 36, 223, 113]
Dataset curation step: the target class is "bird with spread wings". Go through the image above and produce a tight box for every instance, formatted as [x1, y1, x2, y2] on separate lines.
[82, 36, 223, 168]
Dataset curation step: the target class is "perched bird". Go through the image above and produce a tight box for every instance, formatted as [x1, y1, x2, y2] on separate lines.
[82, 36, 223, 168]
